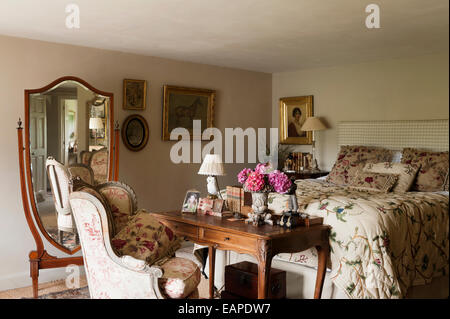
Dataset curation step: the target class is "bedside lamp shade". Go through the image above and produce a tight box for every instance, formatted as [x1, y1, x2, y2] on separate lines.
[300, 117, 327, 131]
[89, 118, 104, 130]
[198, 154, 225, 176]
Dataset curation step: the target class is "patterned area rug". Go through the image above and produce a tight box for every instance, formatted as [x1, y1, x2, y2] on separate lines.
[36, 287, 90, 299]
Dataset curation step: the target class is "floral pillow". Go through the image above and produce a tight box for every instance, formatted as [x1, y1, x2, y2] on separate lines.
[326, 145, 393, 185]
[111, 210, 182, 266]
[347, 170, 398, 193]
[401, 148, 449, 192]
[363, 162, 420, 192]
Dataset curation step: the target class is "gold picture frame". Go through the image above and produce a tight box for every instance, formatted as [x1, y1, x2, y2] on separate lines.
[279, 95, 313, 145]
[123, 79, 147, 110]
[162, 85, 215, 141]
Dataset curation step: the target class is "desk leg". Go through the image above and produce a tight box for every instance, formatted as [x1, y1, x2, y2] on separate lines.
[208, 246, 216, 299]
[314, 242, 329, 299]
[256, 239, 272, 299]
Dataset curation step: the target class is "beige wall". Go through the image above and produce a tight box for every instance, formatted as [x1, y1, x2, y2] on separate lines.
[272, 52, 449, 171]
[0, 35, 271, 289]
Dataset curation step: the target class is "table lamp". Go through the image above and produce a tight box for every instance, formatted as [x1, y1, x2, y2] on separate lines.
[89, 117, 104, 146]
[198, 154, 225, 199]
[301, 117, 327, 171]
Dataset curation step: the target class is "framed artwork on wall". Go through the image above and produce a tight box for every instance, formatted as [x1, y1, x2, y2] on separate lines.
[279, 95, 313, 145]
[123, 79, 147, 110]
[162, 85, 215, 141]
[121, 114, 149, 152]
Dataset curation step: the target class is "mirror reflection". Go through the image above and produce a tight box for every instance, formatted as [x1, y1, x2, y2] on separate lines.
[29, 80, 110, 250]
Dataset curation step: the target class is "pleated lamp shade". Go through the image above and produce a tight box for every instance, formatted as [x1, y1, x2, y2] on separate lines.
[198, 154, 225, 176]
[89, 117, 104, 129]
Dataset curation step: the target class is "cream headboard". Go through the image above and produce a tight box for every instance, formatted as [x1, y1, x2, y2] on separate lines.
[337, 119, 449, 152]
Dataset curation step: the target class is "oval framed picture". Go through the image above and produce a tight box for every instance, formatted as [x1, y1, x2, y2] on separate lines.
[121, 114, 149, 152]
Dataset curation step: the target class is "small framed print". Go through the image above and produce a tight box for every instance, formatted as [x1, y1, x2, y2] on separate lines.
[197, 198, 214, 215]
[181, 190, 200, 214]
[123, 79, 147, 110]
[212, 199, 224, 214]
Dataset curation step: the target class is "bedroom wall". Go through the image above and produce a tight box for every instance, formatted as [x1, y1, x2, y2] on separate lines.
[272, 52, 449, 171]
[0, 34, 272, 290]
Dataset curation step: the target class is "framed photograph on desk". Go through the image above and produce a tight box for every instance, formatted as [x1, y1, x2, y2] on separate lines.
[181, 190, 200, 214]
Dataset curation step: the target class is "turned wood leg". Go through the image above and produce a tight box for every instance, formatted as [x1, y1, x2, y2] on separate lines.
[314, 242, 330, 299]
[208, 246, 216, 299]
[256, 239, 272, 299]
[30, 260, 39, 299]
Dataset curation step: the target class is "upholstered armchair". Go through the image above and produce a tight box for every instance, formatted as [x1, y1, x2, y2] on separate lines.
[80, 150, 92, 166]
[68, 163, 95, 188]
[89, 148, 108, 184]
[70, 182, 201, 299]
[45, 157, 79, 244]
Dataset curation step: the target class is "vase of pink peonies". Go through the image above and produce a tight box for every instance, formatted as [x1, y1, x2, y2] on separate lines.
[237, 163, 292, 226]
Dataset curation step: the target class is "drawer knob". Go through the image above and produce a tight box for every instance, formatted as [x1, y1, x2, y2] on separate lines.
[224, 237, 230, 241]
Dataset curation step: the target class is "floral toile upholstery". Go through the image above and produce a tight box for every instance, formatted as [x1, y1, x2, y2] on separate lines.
[69, 191, 200, 299]
[80, 150, 93, 166]
[89, 148, 108, 184]
[97, 181, 138, 233]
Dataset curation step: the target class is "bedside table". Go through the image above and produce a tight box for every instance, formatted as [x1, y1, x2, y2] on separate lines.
[284, 170, 329, 180]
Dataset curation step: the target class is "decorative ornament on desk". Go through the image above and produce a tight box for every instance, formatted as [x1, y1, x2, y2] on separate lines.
[237, 162, 292, 226]
[278, 182, 302, 228]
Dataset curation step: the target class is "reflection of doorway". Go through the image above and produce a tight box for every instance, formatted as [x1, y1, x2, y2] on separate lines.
[61, 99, 78, 165]
[30, 96, 47, 202]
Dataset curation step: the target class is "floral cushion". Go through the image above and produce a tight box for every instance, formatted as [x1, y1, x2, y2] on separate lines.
[98, 184, 136, 233]
[158, 257, 201, 299]
[363, 162, 420, 192]
[111, 210, 182, 265]
[401, 148, 449, 192]
[326, 145, 393, 185]
[347, 170, 398, 193]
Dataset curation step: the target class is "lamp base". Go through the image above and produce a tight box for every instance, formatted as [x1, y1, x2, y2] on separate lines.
[207, 193, 218, 200]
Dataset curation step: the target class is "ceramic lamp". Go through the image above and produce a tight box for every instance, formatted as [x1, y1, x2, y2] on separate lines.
[300, 117, 327, 171]
[198, 154, 225, 198]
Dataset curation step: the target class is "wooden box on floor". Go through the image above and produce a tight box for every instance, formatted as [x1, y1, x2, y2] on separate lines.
[222, 261, 286, 299]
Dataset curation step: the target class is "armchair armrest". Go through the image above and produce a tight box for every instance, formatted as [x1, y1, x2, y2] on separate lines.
[119, 255, 163, 277]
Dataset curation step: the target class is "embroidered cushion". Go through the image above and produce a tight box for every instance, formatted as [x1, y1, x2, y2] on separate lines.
[326, 145, 393, 185]
[347, 170, 398, 193]
[158, 257, 201, 299]
[111, 210, 182, 265]
[363, 162, 420, 192]
[401, 148, 449, 192]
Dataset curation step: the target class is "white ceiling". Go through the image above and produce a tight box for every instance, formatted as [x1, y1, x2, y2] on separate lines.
[0, 0, 448, 73]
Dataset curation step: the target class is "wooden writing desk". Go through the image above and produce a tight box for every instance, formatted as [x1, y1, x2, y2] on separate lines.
[151, 211, 330, 299]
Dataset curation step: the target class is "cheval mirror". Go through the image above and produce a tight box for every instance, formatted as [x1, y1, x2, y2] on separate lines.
[17, 76, 120, 298]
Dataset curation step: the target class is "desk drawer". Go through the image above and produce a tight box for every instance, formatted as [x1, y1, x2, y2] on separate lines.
[159, 220, 198, 239]
[201, 228, 256, 250]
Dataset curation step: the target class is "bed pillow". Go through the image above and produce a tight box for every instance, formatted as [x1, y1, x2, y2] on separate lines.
[363, 162, 420, 192]
[347, 170, 398, 193]
[326, 145, 393, 185]
[401, 148, 449, 192]
[111, 210, 182, 265]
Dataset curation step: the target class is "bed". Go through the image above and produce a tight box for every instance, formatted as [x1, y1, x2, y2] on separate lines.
[205, 120, 449, 299]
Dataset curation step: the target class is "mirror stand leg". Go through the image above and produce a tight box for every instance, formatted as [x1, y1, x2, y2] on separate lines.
[30, 260, 39, 299]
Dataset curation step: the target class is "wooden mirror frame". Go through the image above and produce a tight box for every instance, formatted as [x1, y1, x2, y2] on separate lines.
[17, 76, 120, 298]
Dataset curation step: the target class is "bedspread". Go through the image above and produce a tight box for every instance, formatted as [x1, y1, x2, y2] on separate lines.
[292, 179, 449, 299]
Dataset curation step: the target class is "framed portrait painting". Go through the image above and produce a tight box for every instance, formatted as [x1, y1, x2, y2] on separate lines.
[121, 114, 149, 152]
[162, 85, 215, 141]
[279, 95, 313, 145]
[123, 79, 147, 110]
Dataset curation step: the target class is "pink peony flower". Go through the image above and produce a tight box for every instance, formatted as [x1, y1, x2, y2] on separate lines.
[268, 170, 292, 194]
[237, 168, 253, 184]
[244, 172, 265, 192]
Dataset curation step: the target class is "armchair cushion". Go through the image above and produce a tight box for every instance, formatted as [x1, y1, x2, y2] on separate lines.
[111, 210, 182, 266]
[158, 257, 201, 299]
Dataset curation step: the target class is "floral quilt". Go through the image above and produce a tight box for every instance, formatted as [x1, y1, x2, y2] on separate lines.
[287, 179, 448, 299]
